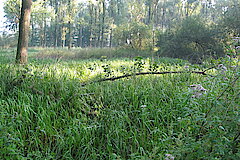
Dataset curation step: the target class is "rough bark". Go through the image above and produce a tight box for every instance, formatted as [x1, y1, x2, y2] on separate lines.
[16, 0, 32, 64]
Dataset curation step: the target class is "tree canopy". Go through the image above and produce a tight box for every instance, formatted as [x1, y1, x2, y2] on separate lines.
[1, 0, 240, 62]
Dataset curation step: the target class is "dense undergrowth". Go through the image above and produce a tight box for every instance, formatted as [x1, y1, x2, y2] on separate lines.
[0, 48, 239, 159]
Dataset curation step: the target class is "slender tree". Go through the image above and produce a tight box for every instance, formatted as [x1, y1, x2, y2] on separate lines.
[88, 2, 94, 47]
[16, 0, 32, 64]
[101, 0, 106, 48]
[54, 0, 59, 47]
[67, 0, 72, 49]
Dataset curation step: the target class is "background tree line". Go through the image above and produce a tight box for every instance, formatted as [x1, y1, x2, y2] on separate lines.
[1, 0, 240, 62]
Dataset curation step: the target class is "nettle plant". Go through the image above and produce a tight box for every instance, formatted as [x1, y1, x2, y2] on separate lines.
[174, 40, 239, 159]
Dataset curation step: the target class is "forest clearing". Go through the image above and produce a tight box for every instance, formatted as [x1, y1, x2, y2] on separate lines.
[0, 0, 240, 159]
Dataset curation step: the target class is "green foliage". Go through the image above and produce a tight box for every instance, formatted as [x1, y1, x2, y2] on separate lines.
[113, 22, 153, 50]
[221, 3, 240, 36]
[3, 0, 21, 31]
[2, 0, 238, 50]
[157, 17, 224, 63]
[0, 47, 239, 159]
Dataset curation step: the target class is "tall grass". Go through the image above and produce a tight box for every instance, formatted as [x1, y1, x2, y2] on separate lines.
[0, 48, 239, 159]
[33, 47, 155, 60]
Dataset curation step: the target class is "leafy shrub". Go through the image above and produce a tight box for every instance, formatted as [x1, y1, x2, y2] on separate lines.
[221, 4, 240, 36]
[157, 17, 224, 63]
[113, 22, 153, 50]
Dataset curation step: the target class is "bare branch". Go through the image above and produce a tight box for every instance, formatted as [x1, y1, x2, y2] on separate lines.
[203, 66, 217, 72]
[82, 70, 214, 86]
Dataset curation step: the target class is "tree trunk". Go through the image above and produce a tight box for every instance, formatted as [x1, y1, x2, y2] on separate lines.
[16, 0, 32, 64]
[148, 2, 152, 24]
[161, 4, 165, 30]
[68, 0, 72, 50]
[43, 16, 47, 47]
[98, 5, 101, 47]
[101, 1, 105, 48]
[95, 6, 98, 47]
[79, 26, 83, 48]
[109, 28, 112, 48]
[68, 20, 72, 49]
[30, 20, 34, 46]
[43, 1, 47, 47]
[89, 4, 93, 47]
[117, 0, 120, 23]
[54, 0, 59, 47]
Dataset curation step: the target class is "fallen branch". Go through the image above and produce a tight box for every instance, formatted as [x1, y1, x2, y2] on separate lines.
[82, 70, 214, 86]
[203, 66, 217, 72]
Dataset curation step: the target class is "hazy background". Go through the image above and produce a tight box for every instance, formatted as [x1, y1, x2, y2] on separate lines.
[0, 0, 5, 17]
[0, 0, 7, 32]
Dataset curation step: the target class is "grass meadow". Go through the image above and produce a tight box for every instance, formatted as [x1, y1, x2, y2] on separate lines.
[0, 48, 239, 159]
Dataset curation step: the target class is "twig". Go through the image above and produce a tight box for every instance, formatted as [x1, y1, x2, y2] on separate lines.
[233, 132, 240, 142]
[232, 131, 240, 154]
[203, 66, 217, 72]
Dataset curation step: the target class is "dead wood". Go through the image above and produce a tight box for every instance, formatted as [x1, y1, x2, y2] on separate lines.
[81, 69, 215, 86]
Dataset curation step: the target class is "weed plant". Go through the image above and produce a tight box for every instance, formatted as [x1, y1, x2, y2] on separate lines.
[0, 48, 239, 159]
